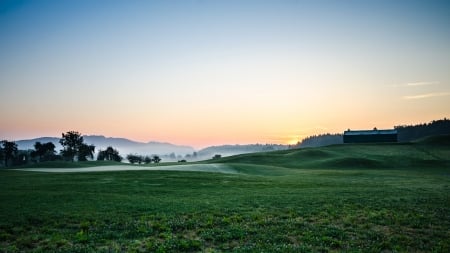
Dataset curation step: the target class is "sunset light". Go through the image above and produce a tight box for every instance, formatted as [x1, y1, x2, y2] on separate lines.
[1, 0, 449, 148]
[1, 1, 450, 251]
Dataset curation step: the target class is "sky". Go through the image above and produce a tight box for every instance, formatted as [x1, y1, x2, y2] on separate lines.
[0, 0, 449, 148]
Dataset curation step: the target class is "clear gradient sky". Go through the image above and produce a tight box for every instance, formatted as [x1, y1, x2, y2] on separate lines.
[1, 0, 449, 148]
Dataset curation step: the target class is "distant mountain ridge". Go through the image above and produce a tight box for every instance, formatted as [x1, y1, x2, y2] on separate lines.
[16, 135, 195, 156]
[16, 137, 61, 150]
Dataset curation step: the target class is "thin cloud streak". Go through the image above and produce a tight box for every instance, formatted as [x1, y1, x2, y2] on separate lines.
[403, 92, 450, 100]
[405, 81, 440, 86]
[392, 81, 440, 87]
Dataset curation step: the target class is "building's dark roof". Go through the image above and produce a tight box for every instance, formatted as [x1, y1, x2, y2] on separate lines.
[344, 129, 397, 136]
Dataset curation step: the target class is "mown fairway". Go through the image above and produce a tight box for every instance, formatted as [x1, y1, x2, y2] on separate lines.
[1, 137, 449, 252]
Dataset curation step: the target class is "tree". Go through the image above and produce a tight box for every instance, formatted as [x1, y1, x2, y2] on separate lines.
[13, 150, 29, 166]
[60, 131, 83, 161]
[152, 155, 161, 163]
[97, 150, 106, 161]
[59, 131, 95, 162]
[144, 156, 152, 164]
[78, 144, 95, 161]
[97, 146, 122, 162]
[0, 146, 3, 166]
[31, 142, 56, 162]
[1, 140, 18, 167]
[126, 154, 142, 164]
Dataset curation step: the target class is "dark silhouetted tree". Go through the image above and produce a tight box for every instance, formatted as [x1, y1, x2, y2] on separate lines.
[1, 140, 18, 167]
[78, 144, 95, 161]
[0, 145, 3, 166]
[97, 150, 105, 161]
[31, 142, 56, 162]
[13, 150, 29, 166]
[144, 156, 152, 164]
[97, 146, 122, 162]
[60, 131, 95, 161]
[60, 131, 83, 161]
[152, 155, 161, 163]
[127, 154, 142, 164]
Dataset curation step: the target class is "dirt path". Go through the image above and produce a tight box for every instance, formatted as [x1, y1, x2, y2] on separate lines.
[14, 164, 238, 174]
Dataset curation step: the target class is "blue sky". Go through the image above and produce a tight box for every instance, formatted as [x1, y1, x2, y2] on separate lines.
[1, 0, 449, 147]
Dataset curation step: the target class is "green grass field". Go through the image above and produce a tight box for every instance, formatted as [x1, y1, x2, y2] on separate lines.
[1, 136, 449, 252]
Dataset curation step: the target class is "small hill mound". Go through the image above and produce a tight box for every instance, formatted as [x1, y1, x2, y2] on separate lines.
[286, 149, 332, 159]
[416, 134, 450, 146]
[322, 157, 384, 169]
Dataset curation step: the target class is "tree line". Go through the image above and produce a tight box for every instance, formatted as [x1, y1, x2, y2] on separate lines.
[1, 131, 163, 167]
[125, 154, 161, 164]
[394, 118, 450, 142]
[295, 133, 343, 148]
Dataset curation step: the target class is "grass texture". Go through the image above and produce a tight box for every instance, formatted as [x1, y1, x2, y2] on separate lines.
[1, 136, 449, 252]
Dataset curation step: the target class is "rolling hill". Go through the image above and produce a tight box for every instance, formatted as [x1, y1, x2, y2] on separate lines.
[213, 134, 450, 172]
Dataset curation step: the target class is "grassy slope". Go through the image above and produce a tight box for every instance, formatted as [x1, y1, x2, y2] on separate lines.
[0, 136, 449, 252]
[213, 135, 450, 172]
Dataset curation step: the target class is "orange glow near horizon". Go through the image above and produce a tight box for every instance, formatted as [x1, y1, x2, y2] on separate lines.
[0, 113, 449, 149]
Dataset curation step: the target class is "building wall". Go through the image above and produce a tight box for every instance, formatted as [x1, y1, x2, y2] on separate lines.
[343, 134, 398, 143]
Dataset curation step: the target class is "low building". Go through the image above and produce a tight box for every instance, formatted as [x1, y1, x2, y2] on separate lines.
[343, 128, 398, 143]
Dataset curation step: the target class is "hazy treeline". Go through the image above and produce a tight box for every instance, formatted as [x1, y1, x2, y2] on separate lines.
[0, 131, 166, 167]
[126, 154, 161, 164]
[296, 133, 343, 148]
[16, 135, 195, 159]
[394, 118, 450, 142]
[0, 131, 93, 167]
[197, 144, 288, 159]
